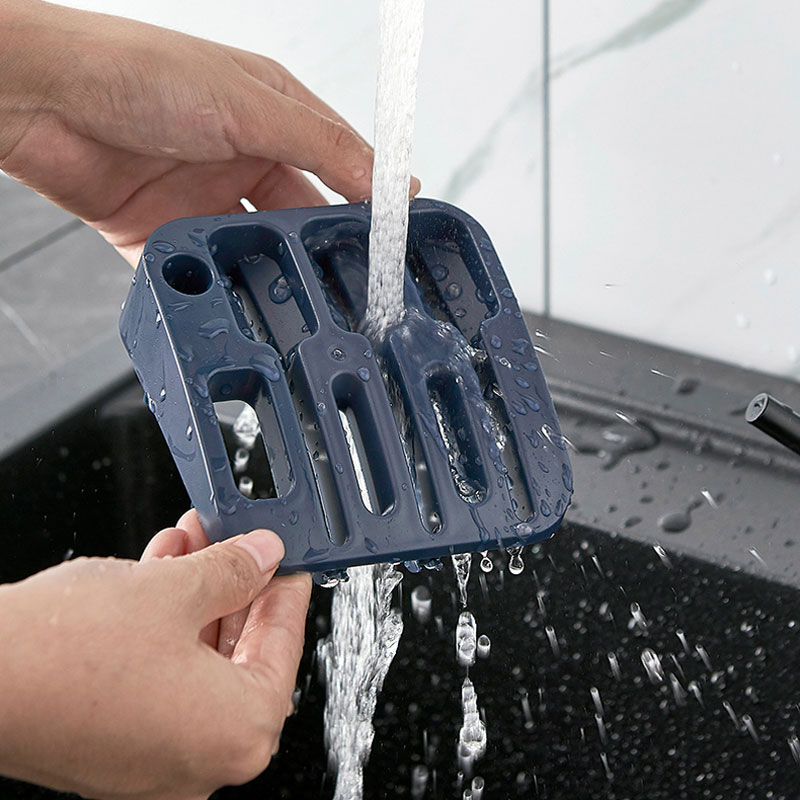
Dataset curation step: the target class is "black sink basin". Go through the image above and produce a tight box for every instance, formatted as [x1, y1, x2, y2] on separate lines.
[2, 314, 799, 799]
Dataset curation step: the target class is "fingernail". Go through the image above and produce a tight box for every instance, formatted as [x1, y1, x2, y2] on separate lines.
[410, 175, 422, 196]
[234, 530, 284, 573]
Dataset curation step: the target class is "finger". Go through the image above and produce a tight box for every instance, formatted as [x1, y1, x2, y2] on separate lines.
[247, 164, 326, 211]
[140, 527, 188, 562]
[167, 530, 285, 628]
[169, 511, 220, 648]
[231, 573, 312, 705]
[142, 516, 220, 647]
[232, 78, 373, 202]
[228, 50, 371, 150]
[218, 606, 250, 658]
[232, 61, 422, 202]
[175, 509, 212, 551]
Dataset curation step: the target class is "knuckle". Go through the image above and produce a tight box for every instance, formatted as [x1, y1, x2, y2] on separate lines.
[263, 57, 289, 93]
[330, 121, 356, 152]
[218, 547, 259, 597]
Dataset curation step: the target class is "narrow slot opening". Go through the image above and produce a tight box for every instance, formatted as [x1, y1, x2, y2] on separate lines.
[303, 219, 370, 332]
[475, 361, 535, 521]
[382, 374, 441, 533]
[410, 425, 441, 532]
[208, 224, 317, 358]
[406, 212, 501, 345]
[405, 247, 455, 326]
[339, 409, 374, 512]
[332, 373, 394, 516]
[427, 371, 488, 504]
[209, 370, 293, 500]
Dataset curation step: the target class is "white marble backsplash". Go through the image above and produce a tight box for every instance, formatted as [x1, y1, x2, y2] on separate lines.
[52, 0, 800, 378]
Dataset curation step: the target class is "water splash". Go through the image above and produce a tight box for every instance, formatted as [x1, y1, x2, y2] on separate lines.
[452, 552, 472, 607]
[318, 564, 404, 800]
[456, 611, 478, 667]
[457, 678, 487, 777]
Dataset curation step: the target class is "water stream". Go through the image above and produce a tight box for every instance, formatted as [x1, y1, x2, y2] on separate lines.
[318, 564, 404, 799]
[319, 1, 425, 797]
[364, 0, 425, 336]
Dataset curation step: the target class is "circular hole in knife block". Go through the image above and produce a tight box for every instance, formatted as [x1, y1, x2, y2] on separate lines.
[162, 254, 213, 295]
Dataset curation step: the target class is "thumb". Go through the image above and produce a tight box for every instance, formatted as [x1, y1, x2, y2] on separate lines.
[172, 530, 285, 628]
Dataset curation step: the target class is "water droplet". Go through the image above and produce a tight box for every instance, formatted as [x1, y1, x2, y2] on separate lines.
[411, 764, 429, 800]
[331, 348, 346, 361]
[479, 550, 493, 573]
[444, 282, 463, 300]
[431, 263, 449, 281]
[641, 648, 664, 684]
[312, 571, 339, 589]
[590, 686, 604, 716]
[788, 734, 800, 764]
[358, 367, 371, 381]
[238, 475, 254, 498]
[695, 644, 712, 670]
[334, 462, 344, 474]
[653, 543, 672, 568]
[289, 510, 298, 525]
[454, 306, 467, 318]
[269, 275, 292, 304]
[411, 585, 432, 624]
[233, 447, 249, 473]
[317, 401, 327, 416]
[545, 625, 560, 657]
[144, 253, 155, 263]
[608, 652, 621, 680]
[456, 611, 477, 666]
[198, 318, 230, 339]
[490, 335, 502, 349]
[185, 425, 193, 440]
[658, 510, 690, 533]
[152, 241, 175, 254]
[595, 713, 608, 745]
[508, 545, 524, 575]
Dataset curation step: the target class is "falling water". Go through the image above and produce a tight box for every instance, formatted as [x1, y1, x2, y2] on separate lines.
[318, 564, 404, 800]
[318, 3, 425, 798]
[364, 0, 425, 335]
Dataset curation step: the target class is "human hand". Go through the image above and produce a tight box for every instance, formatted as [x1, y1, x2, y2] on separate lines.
[0, 1, 419, 265]
[0, 513, 312, 800]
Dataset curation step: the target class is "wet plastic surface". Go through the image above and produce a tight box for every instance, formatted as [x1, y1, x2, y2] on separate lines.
[119, 201, 571, 574]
